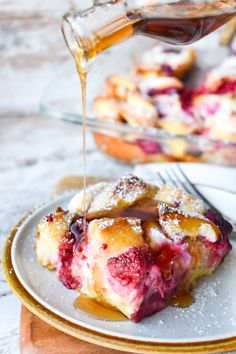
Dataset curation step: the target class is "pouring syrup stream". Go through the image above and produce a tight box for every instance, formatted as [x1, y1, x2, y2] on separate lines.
[74, 49, 88, 232]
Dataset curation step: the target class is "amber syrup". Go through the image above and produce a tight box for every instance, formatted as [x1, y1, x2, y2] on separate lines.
[74, 295, 127, 321]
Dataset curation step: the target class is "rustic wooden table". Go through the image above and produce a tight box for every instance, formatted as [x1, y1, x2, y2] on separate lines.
[0, 2, 131, 352]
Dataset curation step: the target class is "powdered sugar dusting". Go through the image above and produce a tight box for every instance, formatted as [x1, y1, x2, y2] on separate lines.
[155, 184, 205, 215]
[127, 218, 142, 233]
[158, 201, 206, 220]
[113, 174, 151, 203]
[88, 174, 156, 215]
[97, 218, 115, 230]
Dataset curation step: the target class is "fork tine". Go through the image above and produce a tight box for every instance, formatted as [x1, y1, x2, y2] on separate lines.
[177, 164, 216, 210]
[170, 167, 194, 195]
[157, 171, 166, 185]
[176, 165, 204, 198]
[156, 165, 232, 227]
[158, 166, 212, 209]
[164, 169, 178, 188]
[157, 167, 194, 193]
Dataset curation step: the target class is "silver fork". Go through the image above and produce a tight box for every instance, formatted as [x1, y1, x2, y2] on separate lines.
[157, 164, 218, 212]
[157, 164, 236, 230]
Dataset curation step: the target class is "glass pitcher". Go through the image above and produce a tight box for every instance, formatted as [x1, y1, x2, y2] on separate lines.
[62, 0, 236, 71]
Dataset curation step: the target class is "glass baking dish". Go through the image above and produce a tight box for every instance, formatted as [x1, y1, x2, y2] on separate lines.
[41, 33, 236, 165]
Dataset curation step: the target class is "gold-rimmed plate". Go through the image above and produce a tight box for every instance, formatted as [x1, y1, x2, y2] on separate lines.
[3, 172, 236, 353]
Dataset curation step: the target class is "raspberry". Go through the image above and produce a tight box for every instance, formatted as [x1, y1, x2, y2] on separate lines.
[179, 88, 194, 111]
[107, 247, 152, 286]
[45, 214, 54, 222]
[58, 231, 80, 289]
[161, 64, 174, 76]
[136, 139, 162, 154]
[197, 80, 236, 95]
[215, 80, 236, 94]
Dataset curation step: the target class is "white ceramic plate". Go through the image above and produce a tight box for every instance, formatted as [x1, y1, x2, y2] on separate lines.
[11, 164, 236, 344]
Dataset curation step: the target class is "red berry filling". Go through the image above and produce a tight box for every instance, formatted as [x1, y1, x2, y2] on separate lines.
[179, 88, 195, 113]
[45, 214, 54, 222]
[101, 243, 108, 250]
[155, 243, 183, 280]
[215, 80, 236, 94]
[136, 139, 163, 154]
[58, 231, 80, 289]
[57, 220, 87, 290]
[197, 80, 236, 95]
[206, 102, 221, 116]
[161, 64, 174, 76]
[107, 247, 153, 286]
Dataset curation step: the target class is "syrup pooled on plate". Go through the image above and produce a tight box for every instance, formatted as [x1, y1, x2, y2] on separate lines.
[74, 296, 127, 321]
[169, 290, 194, 308]
[74, 288, 194, 322]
